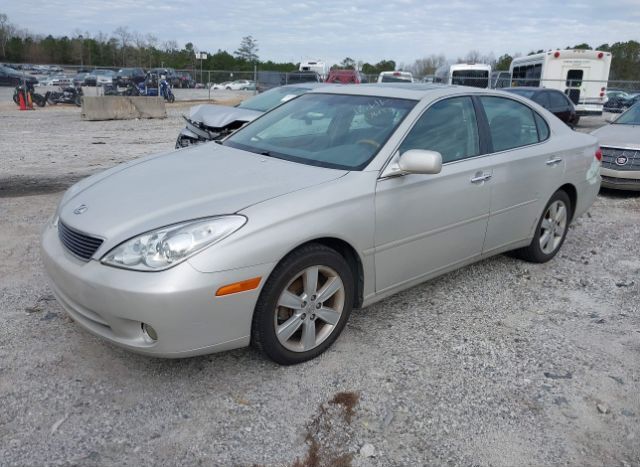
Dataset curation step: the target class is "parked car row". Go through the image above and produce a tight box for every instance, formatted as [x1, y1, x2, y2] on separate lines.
[0, 65, 38, 86]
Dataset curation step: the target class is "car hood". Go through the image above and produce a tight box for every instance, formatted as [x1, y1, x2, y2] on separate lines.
[188, 104, 263, 129]
[59, 144, 347, 248]
[591, 124, 640, 150]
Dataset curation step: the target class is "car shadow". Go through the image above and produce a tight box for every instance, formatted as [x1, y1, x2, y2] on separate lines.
[599, 187, 640, 199]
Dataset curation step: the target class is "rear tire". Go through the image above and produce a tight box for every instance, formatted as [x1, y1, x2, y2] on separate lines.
[33, 94, 46, 107]
[513, 190, 572, 263]
[251, 243, 354, 365]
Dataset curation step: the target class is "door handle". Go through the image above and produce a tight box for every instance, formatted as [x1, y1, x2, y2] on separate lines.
[470, 173, 492, 184]
[546, 158, 563, 166]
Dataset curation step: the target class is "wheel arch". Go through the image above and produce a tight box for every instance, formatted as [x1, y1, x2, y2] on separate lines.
[273, 237, 365, 309]
[557, 183, 577, 221]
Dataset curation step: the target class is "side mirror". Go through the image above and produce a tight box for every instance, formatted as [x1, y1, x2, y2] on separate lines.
[398, 149, 443, 174]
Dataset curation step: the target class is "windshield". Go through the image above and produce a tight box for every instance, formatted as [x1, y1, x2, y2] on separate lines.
[238, 86, 311, 112]
[225, 93, 416, 170]
[614, 104, 640, 125]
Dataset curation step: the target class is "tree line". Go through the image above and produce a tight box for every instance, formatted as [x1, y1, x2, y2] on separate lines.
[1, 12, 639, 81]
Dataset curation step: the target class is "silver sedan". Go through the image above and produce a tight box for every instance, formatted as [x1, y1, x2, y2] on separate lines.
[42, 84, 601, 364]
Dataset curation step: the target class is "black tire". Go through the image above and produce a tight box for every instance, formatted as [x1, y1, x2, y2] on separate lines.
[13, 92, 19, 105]
[167, 93, 175, 103]
[513, 190, 572, 263]
[251, 243, 354, 365]
[33, 94, 46, 107]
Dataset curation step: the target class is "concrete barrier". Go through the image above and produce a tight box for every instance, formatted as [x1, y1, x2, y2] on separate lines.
[81, 96, 166, 121]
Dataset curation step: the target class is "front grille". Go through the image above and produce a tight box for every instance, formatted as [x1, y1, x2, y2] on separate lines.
[601, 146, 640, 171]
[58, 221, 103, 261]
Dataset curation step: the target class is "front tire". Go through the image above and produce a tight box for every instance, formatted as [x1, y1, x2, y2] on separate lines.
[251, 243, 354, 365]
[513, 190, 572, 263]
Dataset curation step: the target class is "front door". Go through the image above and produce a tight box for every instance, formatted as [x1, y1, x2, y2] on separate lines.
[374, 96, 491, 294]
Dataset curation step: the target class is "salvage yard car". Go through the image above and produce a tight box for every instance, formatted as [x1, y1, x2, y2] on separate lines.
[175, 83, 326, 148]
[42, 84, 601, 364]
[591, 103, 640, 190]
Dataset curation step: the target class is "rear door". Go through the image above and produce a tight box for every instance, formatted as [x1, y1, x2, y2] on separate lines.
[565, 69, 584, 105]
[477, 96, 564, 256]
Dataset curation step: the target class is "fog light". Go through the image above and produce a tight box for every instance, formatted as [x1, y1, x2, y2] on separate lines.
[142, 323, 158, 341]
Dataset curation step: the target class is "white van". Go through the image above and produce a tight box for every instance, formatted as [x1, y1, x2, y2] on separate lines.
[377, 71, 414, 83]
[509, 49, 612, 115]
[433, 63, 492, 88]
[299, 60, 327, 80]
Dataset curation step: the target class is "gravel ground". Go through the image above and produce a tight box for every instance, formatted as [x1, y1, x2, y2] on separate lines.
[0, 91, 639, 466]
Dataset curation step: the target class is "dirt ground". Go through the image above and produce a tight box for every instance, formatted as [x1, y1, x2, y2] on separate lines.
[0, 90, 638, 466]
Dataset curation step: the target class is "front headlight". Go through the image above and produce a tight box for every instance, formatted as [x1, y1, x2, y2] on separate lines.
[101, 215, 246, 271]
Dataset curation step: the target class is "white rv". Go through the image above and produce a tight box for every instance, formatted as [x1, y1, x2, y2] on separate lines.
[299, 60, 327, 80]
[509, 49, 612, 115]
[433, 63, 492, 88]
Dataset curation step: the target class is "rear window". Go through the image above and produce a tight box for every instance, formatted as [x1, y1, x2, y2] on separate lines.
[381, 75, 412, 83]
[480, 96, 540, 152]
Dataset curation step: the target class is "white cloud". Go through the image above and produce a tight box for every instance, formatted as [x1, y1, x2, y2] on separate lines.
[4, 0, 639, 65]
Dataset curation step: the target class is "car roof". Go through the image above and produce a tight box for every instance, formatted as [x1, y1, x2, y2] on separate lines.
[307, 83, 472, 99]
[504, 86, 561, 93]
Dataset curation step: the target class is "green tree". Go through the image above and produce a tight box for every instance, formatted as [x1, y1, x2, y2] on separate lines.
[234, 35, 259, 62]
[567, 43, 592, 50]
[494, 53, 513, 71]
[339, 57, 356, 69]
[608, 40, 640, 80]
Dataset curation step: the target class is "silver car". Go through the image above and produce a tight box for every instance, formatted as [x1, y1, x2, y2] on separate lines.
[42, 85, 601, 364]
[591, 104, 640, 190]
[175, 83, 326, 148]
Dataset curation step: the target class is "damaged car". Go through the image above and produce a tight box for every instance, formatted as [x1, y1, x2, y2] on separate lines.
[175, 83, 325, 148]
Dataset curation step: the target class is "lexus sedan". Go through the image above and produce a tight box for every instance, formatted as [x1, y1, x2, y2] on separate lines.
[42, 85, 601, 364]
[591, 103, 640, 190]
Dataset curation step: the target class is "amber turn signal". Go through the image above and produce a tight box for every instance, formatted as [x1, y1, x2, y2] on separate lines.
[215, 277, 262, 296]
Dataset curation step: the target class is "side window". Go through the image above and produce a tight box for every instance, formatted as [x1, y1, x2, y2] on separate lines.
[533, 92, 551, 109]
[480, 96, 539, 152]
[399, 96, 479, 163]
[548, 91, 569, 109]
[534, 113, 550, 141]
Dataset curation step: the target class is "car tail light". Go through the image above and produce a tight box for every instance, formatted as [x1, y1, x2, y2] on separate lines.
[601, 87, 606, 91]
[595, 148, 602, 162]
[597, 52, 604, 59]
[554, 51, 560, 58]
[600, 92, 605, 97]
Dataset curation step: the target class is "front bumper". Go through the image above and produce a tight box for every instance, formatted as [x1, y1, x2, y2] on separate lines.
[41, 223, 274, 357]
[600, 167, 640, 191]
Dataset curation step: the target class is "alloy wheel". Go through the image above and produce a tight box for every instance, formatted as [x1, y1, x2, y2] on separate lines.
[539, 200, 567, 255]
[274, 265, 345, 352]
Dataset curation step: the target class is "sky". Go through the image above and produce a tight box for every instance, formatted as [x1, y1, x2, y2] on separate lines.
[3, 0, 640, 65]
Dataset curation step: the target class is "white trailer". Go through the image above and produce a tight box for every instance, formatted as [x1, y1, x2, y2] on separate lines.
[433, 63, 492, 88]
[509, 49, 612, 116]
[299, 60, 327, 80]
